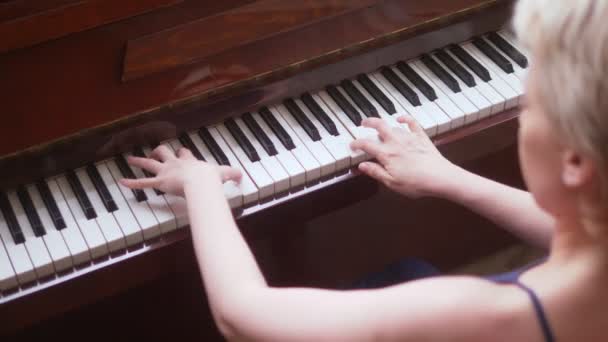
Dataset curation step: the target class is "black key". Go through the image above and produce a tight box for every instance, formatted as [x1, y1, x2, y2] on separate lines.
[301, 93, 339, 135]
[356, 74, 396, 114]
[435, 50, 476, 87]
[340, 80, 379, 118]
[326, 85, 362, 126]
[35, 180, 66, 230]
[487, 32, 528, 68]
[283, 98, 321, 141]
[421, 54, 461, 93]
[66, 170, 97, 220]
[396, 61, 437, 101]
[0, 192, 25, 244]
[259, 107, 295, 150]
[114, 156, 147, 202]
[225, 118, 260, 162]
[16, 186, 45, 237]
[198, 127, 230, 166]
[178, 134, 205, 161]
[86, 164, 118, 213]
[449, 44, 491, 82]
[133, 148, 164, 196]
[242, 113, 278, 156]
[380, 67, 421, 106]
[473, 37, 513, 74]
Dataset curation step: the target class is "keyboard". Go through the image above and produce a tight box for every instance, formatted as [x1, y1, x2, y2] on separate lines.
[0, 29, 528, 299]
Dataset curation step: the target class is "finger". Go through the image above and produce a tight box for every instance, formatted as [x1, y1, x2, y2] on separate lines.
[396, 115, 424, 134]
[361, 117, 395, 141]
[119, 177, 161, 190]
[218, 166, 242, 183]
[358, 162, 395, 186]
[126, 156, 162, 174]
[177, 147, 196, 160]
[350, 138, 387, 162]
[151, 145, 176, 162]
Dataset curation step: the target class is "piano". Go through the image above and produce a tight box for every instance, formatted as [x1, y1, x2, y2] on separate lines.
[0, 0, 525, 335]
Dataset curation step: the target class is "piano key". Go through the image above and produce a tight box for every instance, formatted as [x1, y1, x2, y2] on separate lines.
[261, 107, 322, 184]
[486, 32, 529, 83]
[326, 85, 363, 126]
[273, 103, 336, 178]
[86, 164, 118, 213]
[350, 79, 404, 129]
[16, 186, 45, 237]
[0, 230, 18, 291]
[356, 74, 396, 114]
[242, 112, 278, 156]
[370, 71, 438, 136]
[283, 98, 322, 141]
[448, 44, 491, 82]
[259, 106, 296, 150]
[444, 47, 506, 115]
[396, 61, 437, 101]
[380, 66, 421, 107]
[132, 147, 164, 196]
[7, 191, 55, 278]
[421, 54, 460, 93]
[234, 118, 290, 194]
[0, 209, 36, 285]
[198, 126, 231, 166]
[472, 37, 514, 74]
[470, 39, 524, 98]
[0, 192, 25, 244]
[487, 32, 528, 68]
[411, 59, 472, 126]
[178, 133, 205, 161]
[301, 92, 340, 135]
[46, 178, 91, 265]
[25, 184, 73, 272]
[340, 79, 379, 118]
[217, 123, 274, 199]
[96, 162, 144, 246]
[430, 52, 493, 119]
[35, 180, 66, 230]
[65, 170, 96, 220]
[75, 168, 126, 252]
[225, 118, 260, 162]
[56, 175, 108, 260]
[106, 160, 162, 240]
[154, 143, 189, 228]
[114, 155, 147, 202]
[434, 50, 476, 88]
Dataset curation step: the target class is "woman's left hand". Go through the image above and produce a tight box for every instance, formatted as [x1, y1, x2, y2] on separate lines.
[119, 145, 242, 197]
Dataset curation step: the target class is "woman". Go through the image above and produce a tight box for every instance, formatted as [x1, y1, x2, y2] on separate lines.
[121, 0, 608, 340]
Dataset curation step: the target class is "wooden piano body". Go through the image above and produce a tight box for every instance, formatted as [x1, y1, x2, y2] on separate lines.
[0, 0, 524, 337]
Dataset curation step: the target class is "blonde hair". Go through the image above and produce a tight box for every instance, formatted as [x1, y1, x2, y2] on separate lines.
[513, 0, 608, 194]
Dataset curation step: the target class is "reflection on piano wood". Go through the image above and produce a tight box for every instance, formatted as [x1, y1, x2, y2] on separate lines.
[0, 0, 522, 335]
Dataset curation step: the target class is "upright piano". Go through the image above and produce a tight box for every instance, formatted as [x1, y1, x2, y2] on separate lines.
[0, 0, 525, 335]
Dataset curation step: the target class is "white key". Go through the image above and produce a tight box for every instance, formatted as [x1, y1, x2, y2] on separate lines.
[105, 160, 161, 240]
[317, 89, 378, 142]
[208, 127, 259, 205]
[234, 118, 291, 194]
[7, 191, 55, 278]
[75, 168, 126, 252]
[26, 184, 72, 272]
[218, 123, 275, 199]
[390, 65, 452, 134]
[429, 52, 493, 119]
[97, 163, 144, 245]
[0, 229, 17, 290]
[349, 79, 403, 129]
[461, 43, 518, 109]
[47, 178, 91, 265]
[412, 58, 479, 124]
[273, 103, 336, 178]
[369, 71, 438, 136]
[263, 106, 322, 184]
[56, 175, 108, 260]
[127, 151, 177, 234]
[0, 209, 35, 285]
[250, 111, 307, 188]
[493, 31, 529, 82]
[444, 48, 506, 115]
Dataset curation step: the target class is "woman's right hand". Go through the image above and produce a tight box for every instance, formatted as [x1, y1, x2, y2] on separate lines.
[350, 116, 462, 198]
